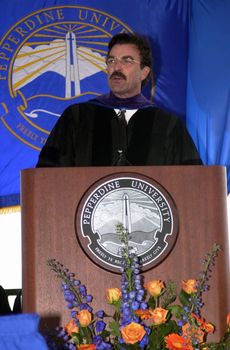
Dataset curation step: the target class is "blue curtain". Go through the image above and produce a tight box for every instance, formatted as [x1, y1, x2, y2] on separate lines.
[187, 0, 230, 192]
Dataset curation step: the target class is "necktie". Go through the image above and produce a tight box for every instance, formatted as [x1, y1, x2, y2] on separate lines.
[113, 109, 128, 166]
[117, 109, 127, 151]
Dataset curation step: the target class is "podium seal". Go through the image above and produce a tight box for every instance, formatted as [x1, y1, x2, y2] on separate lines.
[76, 173, 178, 273]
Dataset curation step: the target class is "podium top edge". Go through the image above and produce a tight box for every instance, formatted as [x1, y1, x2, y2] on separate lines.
[21, 165, 226, 173]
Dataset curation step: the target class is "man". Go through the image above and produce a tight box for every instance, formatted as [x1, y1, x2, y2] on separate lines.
[36, 33, 202, 167]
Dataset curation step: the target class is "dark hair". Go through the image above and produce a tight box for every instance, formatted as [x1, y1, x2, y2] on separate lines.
[107, 32, 152, 86]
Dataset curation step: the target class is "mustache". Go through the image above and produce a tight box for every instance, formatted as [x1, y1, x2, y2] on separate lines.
[109, 71, 126, 80]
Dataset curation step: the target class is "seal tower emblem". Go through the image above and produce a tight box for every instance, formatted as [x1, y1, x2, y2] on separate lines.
[76, 173, 178, 273]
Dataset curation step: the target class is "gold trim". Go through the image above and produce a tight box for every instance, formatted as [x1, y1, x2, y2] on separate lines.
[0, 205, 21, 215]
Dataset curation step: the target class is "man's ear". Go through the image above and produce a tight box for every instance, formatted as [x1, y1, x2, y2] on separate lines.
[141, 66, 151, 81]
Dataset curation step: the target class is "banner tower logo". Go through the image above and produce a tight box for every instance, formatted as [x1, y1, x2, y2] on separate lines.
[0, 6, 131, 150]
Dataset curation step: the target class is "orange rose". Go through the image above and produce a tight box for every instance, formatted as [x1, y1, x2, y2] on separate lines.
[227, 313, 230, 327]
[77, 309, 92, 327]
[106, 288, 121, 303]
[65, 319, 79, 336]
[182, 323, 204, 343]
[165, 333, 193, 350]
[77, 345, 96, 350]
[203, 322, 215, 333]
[135, 309, 152, 320]
[149, 307, 168, 325]
[144, 280, 165, 297]
[182, 279, 197, 294]
[121, 322, 146, 344]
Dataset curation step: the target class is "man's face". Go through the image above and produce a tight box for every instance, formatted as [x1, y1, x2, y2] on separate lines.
[107, 43, 150, 98]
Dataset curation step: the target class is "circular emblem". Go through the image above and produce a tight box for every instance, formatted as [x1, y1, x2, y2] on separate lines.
[76, 173, 178, 273]
[0, 6, 132, 150]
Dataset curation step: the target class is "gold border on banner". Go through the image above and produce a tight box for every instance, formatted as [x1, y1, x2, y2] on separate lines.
[0, 205, 21, 215]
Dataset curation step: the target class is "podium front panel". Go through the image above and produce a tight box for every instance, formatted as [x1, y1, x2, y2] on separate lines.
[21, 165, 230, 339]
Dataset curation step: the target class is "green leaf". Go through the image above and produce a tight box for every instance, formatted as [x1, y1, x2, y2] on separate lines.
[100, 329, 110, 338]
[148, 296, 156, 309]
[161, 280, 178, 308]
[112, 299, 122, 315]
[115, 344, 137, 350]
[78, 326, 92, 343]
[158, 320, 180, 337]
[167, 304, 184, 319]
[148, 328, 163, 350]
[108, 319, 121, 337]
[148, 321, 180, 350]
[179, 289, 191, 305]
[71, 334, 80, 344]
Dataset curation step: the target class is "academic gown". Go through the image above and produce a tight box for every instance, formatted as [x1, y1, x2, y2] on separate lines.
[36, 102, 202, 167]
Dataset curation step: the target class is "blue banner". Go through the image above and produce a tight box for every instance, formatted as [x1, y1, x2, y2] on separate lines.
[187, 0, 230, 192]
[0, 0, 191, 208]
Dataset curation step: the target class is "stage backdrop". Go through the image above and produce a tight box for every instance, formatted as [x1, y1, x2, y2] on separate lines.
[187, 0, 230, 193]
[0, 0, 229, 209]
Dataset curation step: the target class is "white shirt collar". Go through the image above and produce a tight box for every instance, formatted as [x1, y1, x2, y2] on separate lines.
[114, 109, 137, 123]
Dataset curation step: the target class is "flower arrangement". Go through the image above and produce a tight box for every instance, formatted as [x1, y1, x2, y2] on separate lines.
[47, 224, 230, 350]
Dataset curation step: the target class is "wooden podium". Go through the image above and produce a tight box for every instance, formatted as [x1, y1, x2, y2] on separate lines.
[21, 166, 230, 339]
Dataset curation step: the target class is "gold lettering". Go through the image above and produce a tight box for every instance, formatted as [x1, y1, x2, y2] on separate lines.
[44, 11, 55, 22]
[40, 137, 47, 145]
[17, 123, 24, 131]
[15, 27, 28, 37]
[0, 52, 10, 61]
[110, 21, 120, 31]
[119, 28, 127, 33]
[0, 64, 8, 80]
[8, 34, 20, 44]
[101, 17, 109, 27]
[35, 14, 43, 25]
[79, 9, 88, 20]
[0, 64, 7, 71]
[2, 43, 13, 53]
[90, 13, 102, 24]
[24, 19, 36, 31]
[56, 9, 64, 20]
[16, 123, 39, 141]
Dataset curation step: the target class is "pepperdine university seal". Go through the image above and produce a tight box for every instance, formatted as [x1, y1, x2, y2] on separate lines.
[75, 173, 178, 273]
[0, 5, 132, 151]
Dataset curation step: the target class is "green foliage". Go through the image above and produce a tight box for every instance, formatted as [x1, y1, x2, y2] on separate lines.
[148, 320, 180, 350]
[179, 289, 191, 306]
[109, 319, 121, 338]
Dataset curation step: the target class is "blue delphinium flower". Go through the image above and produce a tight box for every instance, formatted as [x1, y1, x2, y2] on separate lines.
[115, 224, 149, 347]
[95, 320, 106, 332]
[86, 294, 93, 302]
[96, 310, 105, 318]
[47, 259, 111, 348]
[177, 244, 221, 345]
[44, 326, 73, 350]
[139, 333, 149, 348]
[93, 335, 112, 350]
[80, 302, 93, 312]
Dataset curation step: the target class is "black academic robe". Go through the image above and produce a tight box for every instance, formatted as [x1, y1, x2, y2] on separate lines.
[36, 103, 202, 167]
